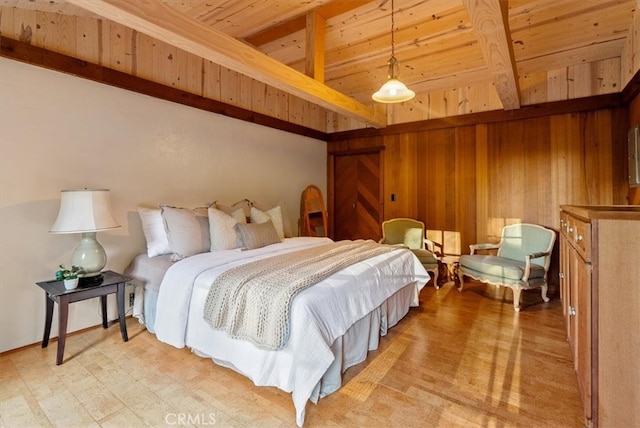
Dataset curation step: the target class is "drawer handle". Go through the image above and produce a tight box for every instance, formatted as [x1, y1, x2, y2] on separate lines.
[559, 272, 564, 279]
[568, 227, 574, 233]
[575, 234, 583, 242]
[569, 306, 576, 316]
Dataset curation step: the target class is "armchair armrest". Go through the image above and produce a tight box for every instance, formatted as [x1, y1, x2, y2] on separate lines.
[522, 250, 552, 281]
[469, 243, 500, 255]
[424, 238, 443, 257]
[528, 251, 550, 259]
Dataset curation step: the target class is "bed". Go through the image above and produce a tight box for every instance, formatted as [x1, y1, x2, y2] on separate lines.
[126, 204, 429, 426]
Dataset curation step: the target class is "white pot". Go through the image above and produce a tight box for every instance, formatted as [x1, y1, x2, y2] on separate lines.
[64, 278, 79, 290]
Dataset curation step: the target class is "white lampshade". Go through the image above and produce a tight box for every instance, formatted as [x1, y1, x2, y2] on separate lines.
[50, 189, 120, 233]
[50, 189, 120, 279]
[372, 78, 416, 103]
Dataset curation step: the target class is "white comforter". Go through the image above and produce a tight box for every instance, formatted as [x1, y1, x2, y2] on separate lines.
[154, 237, 429, 426]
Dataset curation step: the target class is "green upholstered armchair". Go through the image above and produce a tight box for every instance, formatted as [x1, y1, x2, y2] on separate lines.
[379, 218, 443, 289]
[457, 223, 556, 312]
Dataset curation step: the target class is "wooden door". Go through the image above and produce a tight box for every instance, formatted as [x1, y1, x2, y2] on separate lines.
[559, 230, 570, 323]
[567, 238, 592, 423]
[575, 254, 592, 423]
[332, 150, 383, 241]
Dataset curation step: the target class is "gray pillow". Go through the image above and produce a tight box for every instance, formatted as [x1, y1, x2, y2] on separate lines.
[234, 220, 280, 250]
[160, 205, 210, 261]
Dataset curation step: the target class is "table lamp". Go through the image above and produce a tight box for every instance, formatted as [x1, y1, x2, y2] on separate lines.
[50, 189, 120, 284]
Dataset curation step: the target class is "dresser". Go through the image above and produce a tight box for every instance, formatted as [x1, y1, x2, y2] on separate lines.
[559, 205, 640, 428]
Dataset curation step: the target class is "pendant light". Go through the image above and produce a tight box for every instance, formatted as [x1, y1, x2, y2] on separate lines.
[372, 0, 415, 103]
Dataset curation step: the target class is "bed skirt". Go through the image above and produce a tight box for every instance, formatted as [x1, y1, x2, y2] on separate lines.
[190, 282, 416, 421]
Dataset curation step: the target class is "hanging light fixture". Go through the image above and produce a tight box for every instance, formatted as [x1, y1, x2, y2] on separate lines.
[372, 0, 415, 103]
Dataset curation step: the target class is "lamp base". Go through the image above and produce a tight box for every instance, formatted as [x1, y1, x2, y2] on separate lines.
[71, 232, 107, 278]
[79, 273, 104, 287]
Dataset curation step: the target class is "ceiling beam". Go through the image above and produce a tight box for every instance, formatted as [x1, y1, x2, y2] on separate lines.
[462, 0, 521, 110]
[306, 11, 325, 83]
[66, 0, 386, 128]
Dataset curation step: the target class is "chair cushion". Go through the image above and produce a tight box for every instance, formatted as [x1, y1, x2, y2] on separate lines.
[497, 223, 555, 265]
[411, 248, 438, 269]
[381, 219, 425, 250]
[459, 255, 545, 280]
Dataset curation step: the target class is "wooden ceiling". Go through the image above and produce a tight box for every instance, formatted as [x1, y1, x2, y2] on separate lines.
[3, 0, 638, 128]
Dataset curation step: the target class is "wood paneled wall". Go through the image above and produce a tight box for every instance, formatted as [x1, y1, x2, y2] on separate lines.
[328, 105, 630, 257]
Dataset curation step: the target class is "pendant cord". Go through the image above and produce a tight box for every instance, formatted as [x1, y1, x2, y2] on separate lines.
[391, 0, 395, 57]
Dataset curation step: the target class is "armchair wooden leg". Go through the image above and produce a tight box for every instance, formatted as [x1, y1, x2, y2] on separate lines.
[431, 268, 439, 289]
[512, 288, 522, 312]
[457, 271, 465, 291]
[541, 284, 550, 303]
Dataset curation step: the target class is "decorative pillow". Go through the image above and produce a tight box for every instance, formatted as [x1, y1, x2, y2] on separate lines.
[251, 200, 293, 238]
[208, 207, 246, 251]
[234, 220, 280, 250]
[250, 206, 285, 241]
[138, 208, 172, 258]
[160, 205, 210, 261]
[211, 199, 252, 221]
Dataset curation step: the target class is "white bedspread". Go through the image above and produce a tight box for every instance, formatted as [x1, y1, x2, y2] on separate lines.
[154, 237, 429, 426]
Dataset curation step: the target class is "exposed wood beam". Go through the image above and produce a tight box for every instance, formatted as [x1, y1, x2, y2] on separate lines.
[462, 0, 521, 110]
[66, 0, 386, 128]
[306, 11, 325, 83]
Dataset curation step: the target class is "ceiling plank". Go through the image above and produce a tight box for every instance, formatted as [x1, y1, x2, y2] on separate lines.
[244, 0, 369, 47]
[462, 0, 521, 110]
[66, 0, 386, 128]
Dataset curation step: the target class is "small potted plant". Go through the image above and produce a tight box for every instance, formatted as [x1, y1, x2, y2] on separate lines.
[55, 264, 83, 290]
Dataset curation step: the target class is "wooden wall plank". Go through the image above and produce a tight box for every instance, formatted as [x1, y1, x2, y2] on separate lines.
[54, 12, 76, 57]
[75, 16, 101, 62]
[107, 21, 133, 72]
[11, 6, 35, 43]
[35, 10, 51, 47]
[475, 124, 489, 243]
[520, 71, 548, 105]
[202, 60, 221, 101]
[0, 6, 16, 38]
[584, 110, 614, 204]
[181, 49, 203, 94]
[547, 68, 569, 102]
[453, 125, 477, 256]
[383, 133, 417, 220]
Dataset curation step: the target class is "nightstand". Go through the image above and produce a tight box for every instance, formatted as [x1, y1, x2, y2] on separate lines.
[36, 270, 131, 365]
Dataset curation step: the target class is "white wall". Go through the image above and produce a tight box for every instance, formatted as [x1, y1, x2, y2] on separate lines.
[0, 58, 327, 353]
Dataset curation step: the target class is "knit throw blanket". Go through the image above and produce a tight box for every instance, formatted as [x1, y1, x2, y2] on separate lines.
[202, 240, 397, 350]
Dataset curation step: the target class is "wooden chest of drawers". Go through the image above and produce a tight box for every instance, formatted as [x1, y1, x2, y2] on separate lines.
[559, 205, 640, 428]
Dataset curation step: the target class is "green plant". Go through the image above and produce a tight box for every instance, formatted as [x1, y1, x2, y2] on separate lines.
[55, 264, 83, 281]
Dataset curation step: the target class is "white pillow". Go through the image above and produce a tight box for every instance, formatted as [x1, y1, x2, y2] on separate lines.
[211, 199, 252, 221]
[250, 206, 285, 241]
[161, 205, 210, 261]
[209, 207, 246, 250]
[138, 208, 172, 258]
[251, 201, 293, 237]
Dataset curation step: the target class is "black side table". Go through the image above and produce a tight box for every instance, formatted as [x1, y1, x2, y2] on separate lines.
[36, 270, 131, 365]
